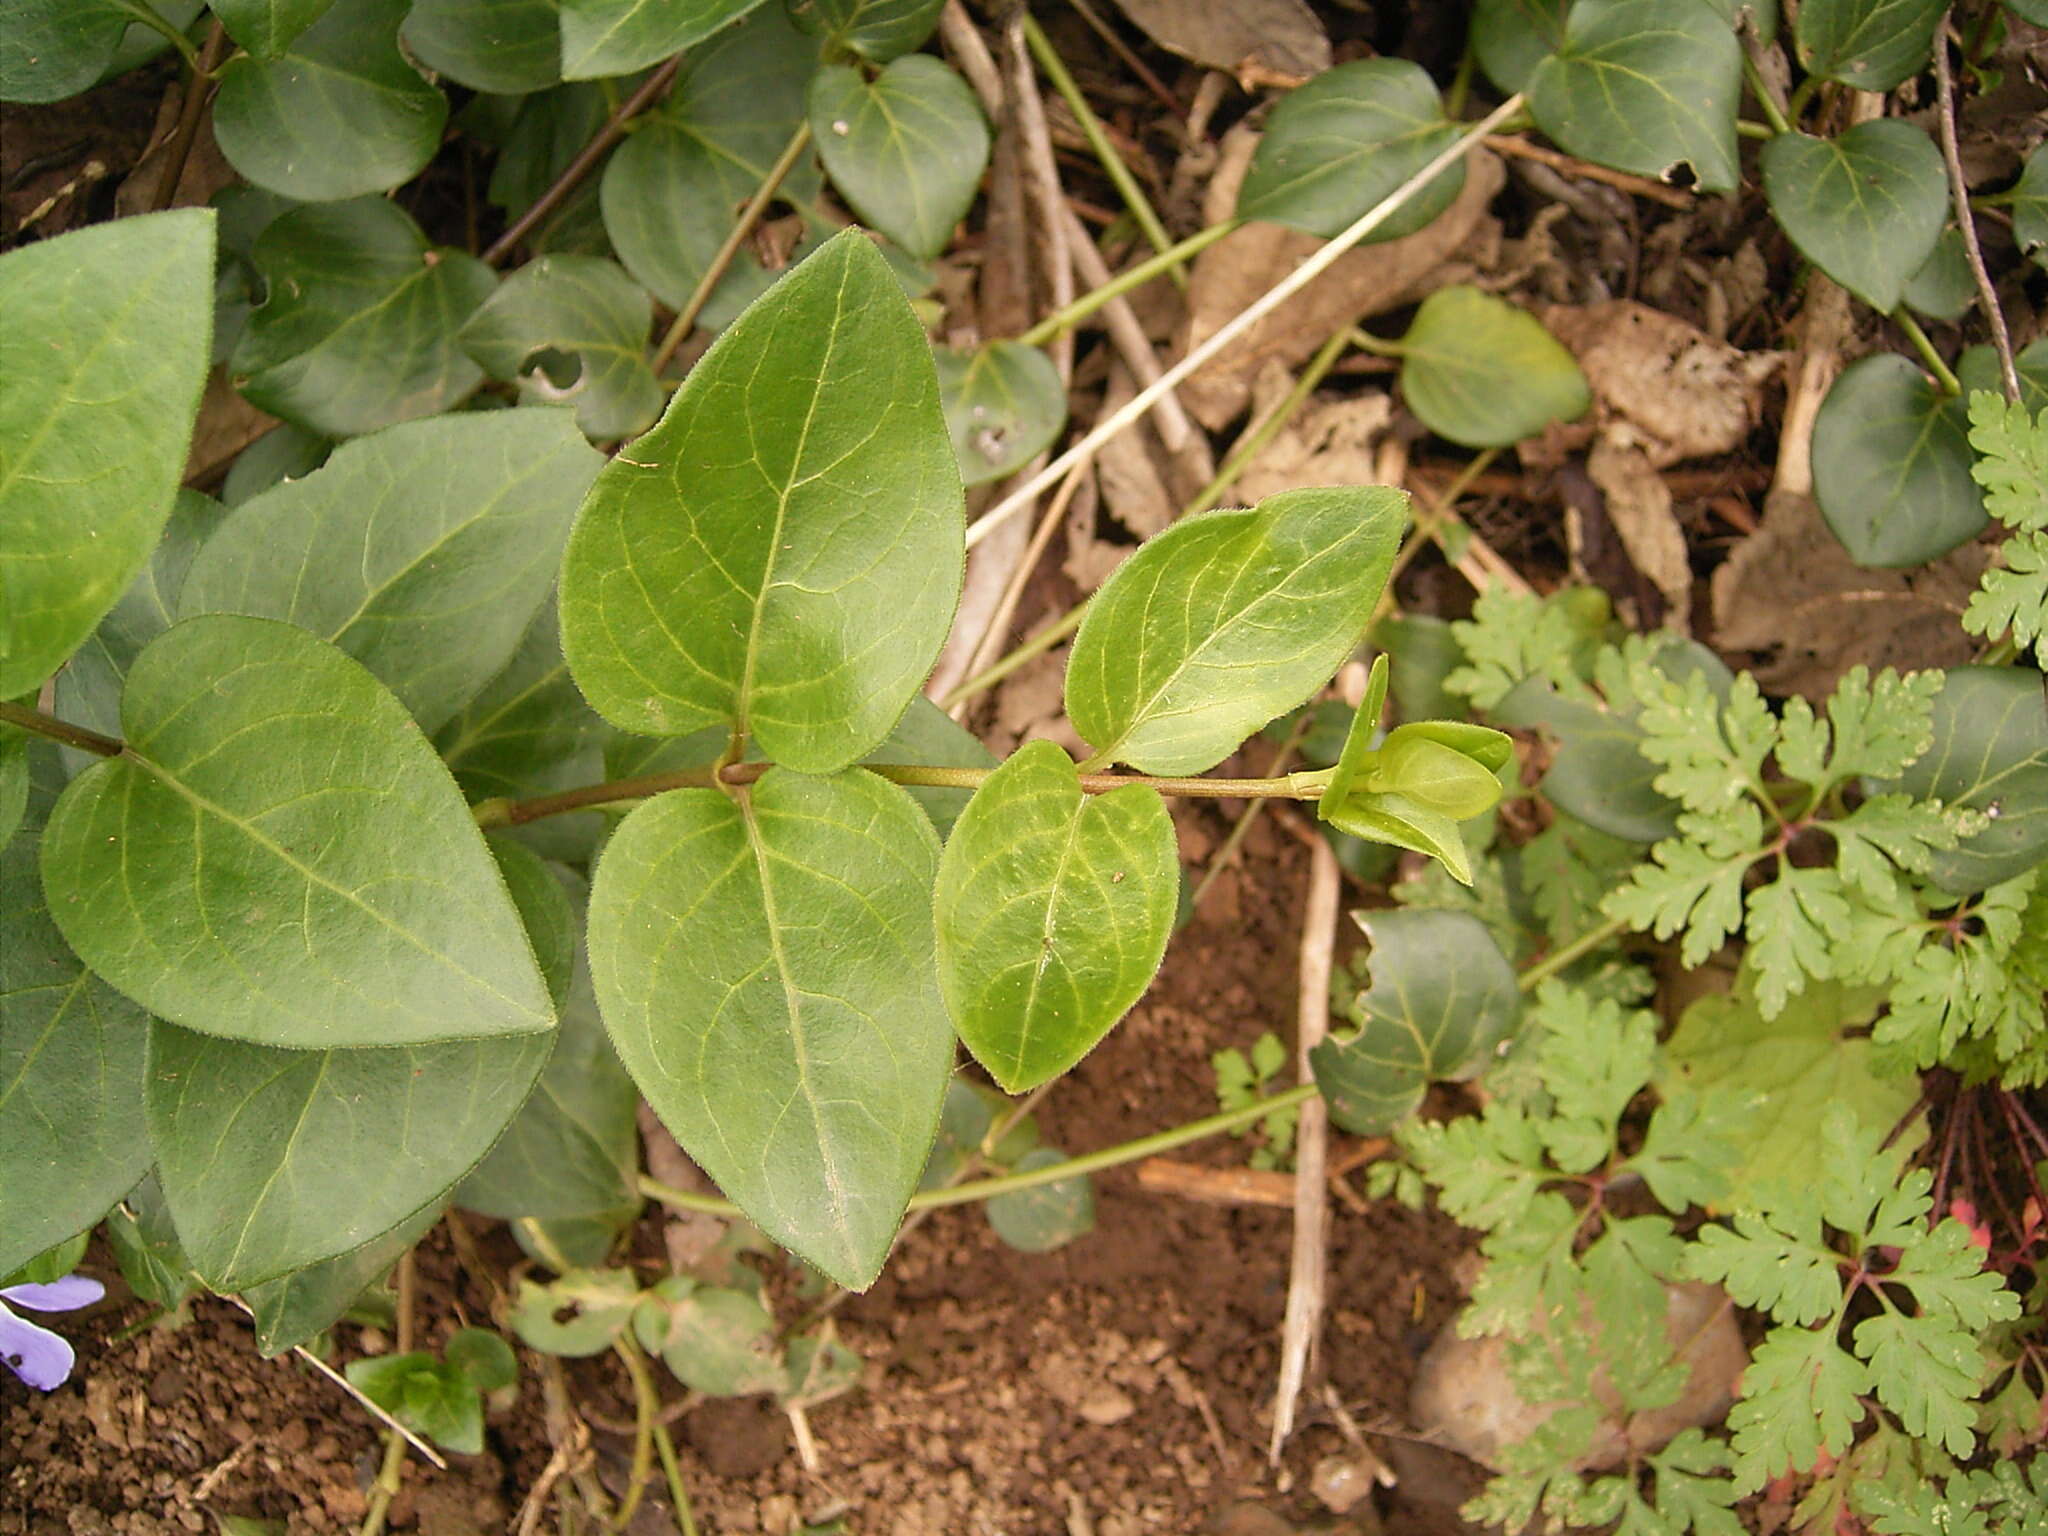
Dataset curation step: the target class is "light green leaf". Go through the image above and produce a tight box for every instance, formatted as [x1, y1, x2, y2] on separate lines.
[649, 1286, 784, 1394]
[345, 1351, 484, 1453]
[1310, 908, 1518, 1134]
[212, 0, 337, 55]
[1397, 286, 1590, 448]
[244, 1203, 441, 1354]
[936, 741, 1177, 1093]
[104, 1174, 194, 1311]
[213, 0, 447, 200]
[2014, 145, 2047, 272]
[1066, 487, 1406, 775]
[561, 0, 768, 79]
[231, 198, 497, 438]
[0, 748, 150, 1279]
[1812, 353, 1984, 567]
[1528, 0, 1741, 194]
[0, 731, 24, 854]
[147, 1016, 547, 1289]
[178, 409, 600, 732]
[511, 1267, 639, 1354]
[986, 1146, 1096, 1253]
[0, 208, 214, 699]
[1470, 0, 1568, 94]
[600, 6, 822, 310]
[1795, 0, 1943, 91]
[458, 255, 661, 441]
[787, 0, 942, 62]
[935, 340, 1066, 488]
[560, 230, 963, 771]
[0, 0, 143, 101]
[402, 0, 561, 93]
[809, 56, 988, 261]
[586, 768, 950, 1289]
[1760, 122, 1947, 315]
[42, 616, 555, 1050]
[1879, 665, 2048, 893]
[1235, 58, 1465, 240]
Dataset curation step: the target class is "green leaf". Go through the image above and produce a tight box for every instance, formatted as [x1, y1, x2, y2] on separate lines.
[560, 230, 963, 772]
[0, 209, 214, 698]
[488, 83, 614, 256]
[986, 1146, 1096, 1253]
[561, 0, 768, 79]
[1236, 59, 1464, 240]
[148, 1016, 546, 1289]
[809, 56, 988, 261]
[1759, 122, 1948, 315]
[1795, 0, 1943, 91]
[104, 1175, 196, 1311]
[435, 602, 611, 804]
[222, 424, 331, 507]
[511, 1267, 639, 1354]
[1397, 286, 1590, 449]
[935, 340, 1066, 488]
[447, 1326, 518, 1391]
[0, 731, 25, 855]
[600, 6, 822, 310]
[2013, 145, 2047, 272]
[346, 1352, 484, 1453]
[1492, 662, 1689, 844]
[0, 749, 150, 1278]
[586, 768, 950, 1289]
[489, 840, 577, 1010]
[402, 0, 560, 93]
[1812, 352, 1984, 567]
[1311, 908, 1517, 1134]
[1065, 487, 1406, 775]
[1902, 226, 1976, 321]
[42, 616, 555, 1049]
[935, 741, 1178, 1093]
[458, 254, 662, 441]
[1528, 0, 1741, 194]
[1470, 0, 1568, 94]
[0, 0, 148, 101]
[647, 1285, 784, 1394]
[787, 0, 942, 62]
[1880, 666, 2048, 893]
[231, 198, 497, 438]
[213, 0, 447, 200]
[212, 0, 337, 55]
[244, 1203, 441, 1354]
[178, 410, 600, 732]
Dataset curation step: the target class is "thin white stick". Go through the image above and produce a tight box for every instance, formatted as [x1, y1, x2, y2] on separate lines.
[966, 92, 1526, 550]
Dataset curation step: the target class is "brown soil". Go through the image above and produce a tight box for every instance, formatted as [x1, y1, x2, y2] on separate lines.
[2, 814, 1484, 1536]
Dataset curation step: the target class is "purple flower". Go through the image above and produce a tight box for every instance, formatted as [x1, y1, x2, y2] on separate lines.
[1, 1275, 105, 1391]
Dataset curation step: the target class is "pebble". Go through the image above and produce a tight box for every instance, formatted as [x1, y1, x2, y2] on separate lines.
[1077, 1385, 1136, 1425]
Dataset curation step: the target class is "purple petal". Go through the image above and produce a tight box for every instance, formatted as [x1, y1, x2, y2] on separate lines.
[0, 1304, 76, 1391]
[0, 1276, 104, 1312]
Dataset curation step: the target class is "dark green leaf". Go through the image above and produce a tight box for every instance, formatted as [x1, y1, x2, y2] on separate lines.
[1066, 487, 1405, 774]
[986, 1146, 1095, 1253]
[1902, 227, 1976, 321]
[221, 424, 331, 507]
[561, 0, 769, 79]
[0, 208, 213, 698]
[446, 1326, 518, 1390]
[1528, 0, 1741, 194]
[0, 731, 24, 854]
[560, 230, 962, 773]
[808, 56, 988, 260]
[245, 1204, 440, 1354]
[232, 198, 496, 438]
[1372, 614, 1463, 723]
[587, 769, 950, 1289]
[1310, 908, 1518, 1134]
[212, 0, 337, 55]
[934, 340, 1065, 487]
[213, 0, 447, 200]
[179, 409, 600, 732]
[936, 741, 1178, 1093]
[489, 83, 614, 256]
[1795, 0, 1943, 90]
[2014, 145, 2047, 273]
[458, 254, 661, 440]
[1398, 285, 1590, 448]
[870, 696, 996, 837]
[1812, 353, 1983, 567]
[43, 616, 556, 1050]
[787, 0, 942, 62]
[0, 0, 150, 100]
[1236, 58, 1465, 240]
[490, 840, 576, 1009]
[1470, 0, 1567, 94]
[104, 1174, 195, 1310]
[1760, 122, 1947, 314]
[402, 0, 561, 93]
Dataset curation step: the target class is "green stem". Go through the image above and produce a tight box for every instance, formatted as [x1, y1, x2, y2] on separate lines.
[116, 0, 202, 71]
[1015, 221, 1237, 346]
[357, 1432, 409, 1536]
[0, 700, 123, 758]
[1444, 42, 1477, 120]
[1516, 915, 1629, 993]
[1187, 325, 1355, 516]
[938, 603, 1087, 709]
[1022, 13, 1183, 285]
[652, 1421, 699, 1536]
[607, 1334, 659, 1532]
[1735, 120, 1779, 141]
[1784, 73, 1821, 125]
[1895, 309, 1963, 396]
[1742, 53, 1792, 135]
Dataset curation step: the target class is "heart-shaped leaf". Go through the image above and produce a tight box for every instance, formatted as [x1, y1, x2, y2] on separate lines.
[231, 198, 497, 438]
[935, 340, 1067, 487]
[0, 0, 142, 101]
[561, 230, 963, 772]
[0, 749, 150, 1278]
[986, 1146, 1095, 1253]
[587, 769, 950, 1289]
[1760, 122, 1947, 314]
[936, 741, 1178, 1093]
[1902, 226, 1976, 321]
[0, 208, 213, 698]
[1471, 0, 1568, 93]
[810, 56, 989, 261]
[42, 616, 556, 1050]
[1309, 908, 1518, 1135]
[179, 410, 599, 732]
[211, 0, 338, 56]
[459, 255, 662, 441]
[1397, 285, 1591, 448]
[561, 0, 769, 79]
[788, 0, 943, 62]
[1066, 487, 1406, 775]
[1236, 58, 1465, 240]
[402, 0, 561, 93]
[345, 1352, 485, 1453]
[1528, 0, 1741, 194]
[1813, 353, 1983, 567]
[213, 0, 447, 201]
[244, 1203, 441, 1355]
[1795, 0, 1943, 91]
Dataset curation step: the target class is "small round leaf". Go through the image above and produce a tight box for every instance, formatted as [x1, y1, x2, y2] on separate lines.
[986, 1147, 1095, 1253]
[1812, 353, 1983, 568]
[1399, 286, 1590, 449]
[935, 340, 1066, 488]
[1760, 121, 1947, 315]
[809, 56, 990, 261]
